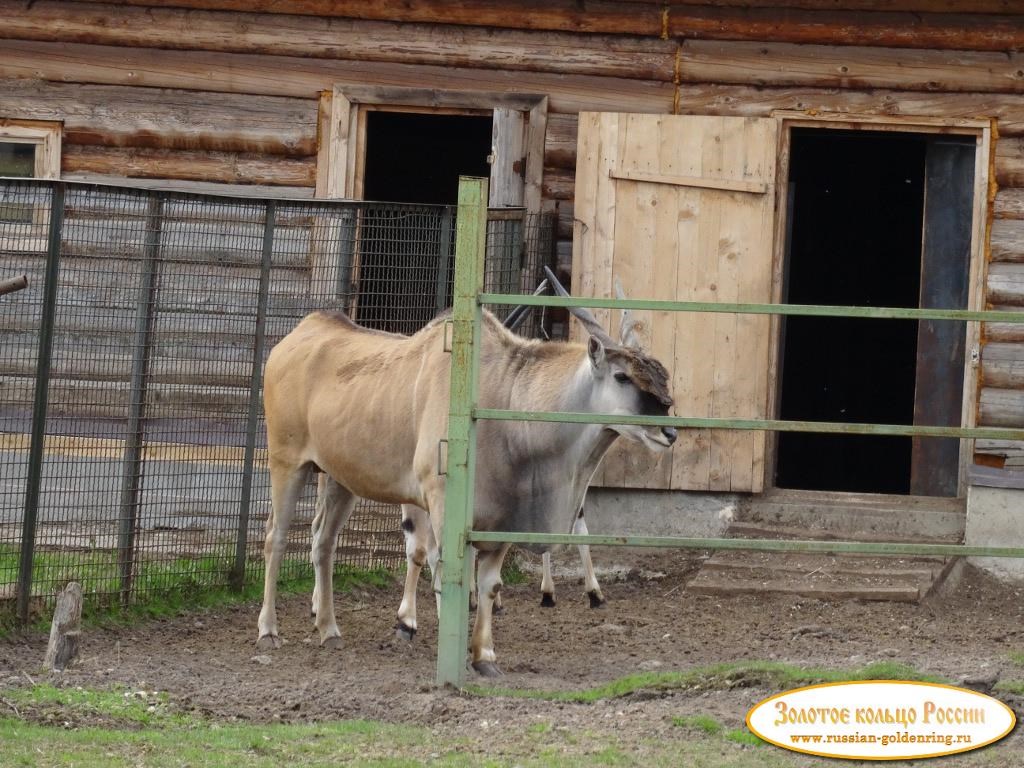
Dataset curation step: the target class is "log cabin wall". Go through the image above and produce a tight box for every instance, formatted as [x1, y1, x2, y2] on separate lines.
[1, 0, 1023, 471]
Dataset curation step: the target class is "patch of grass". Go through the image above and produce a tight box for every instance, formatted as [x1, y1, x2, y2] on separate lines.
[994, 679, 1024, 696]
[1007, 650, 1024, 668]
[724, 728, 765, 747]
[672, 714, 764, 750]
[4, 683, 188, 728]
[671, 714, 723, 735]
[500, 550, 530, 586]
[467, 660, 948, 703]
[0, 544, 392, 635]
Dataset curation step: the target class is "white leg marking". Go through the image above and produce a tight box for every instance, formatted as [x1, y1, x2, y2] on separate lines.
[471, 544, 511, 676]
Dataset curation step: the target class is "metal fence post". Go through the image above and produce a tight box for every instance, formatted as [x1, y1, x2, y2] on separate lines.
[436, 177, 487, 688]
[17, 182, 65, 625]
[232, 200, 275, 590]
[117, 195, 164, 605]
[434, 206, 454, 315]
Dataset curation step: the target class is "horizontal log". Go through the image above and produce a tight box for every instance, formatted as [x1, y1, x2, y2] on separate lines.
[61, 1, 1024, 50]
[45, 0, 667, 36]
[996, 137, 1024, 188]
[542, 166, 575, 201]
[991, 220, 1024, 263]
[987, 263, 1024, 306]
[0, 40, 675, 115]
[680, 40, 1024, 95]
[675, 84, 1024, 136]
[545, 113, 578, 170]
[984, 305, 1024, 344]
[974, 439, 1024, 468]
[654, 1, 1023, 12]
[62, 173, 315, 198]
[979, 387, 1024, 428]
[0, 78, 316, 156]
[557, 200, 574, 240]
[0, 1, 676, 81]
[667, 7, 1024, 52]
[982, 342, 1024, 389]
[62, 146, 316, 186]
[994, 189, 1024, 220]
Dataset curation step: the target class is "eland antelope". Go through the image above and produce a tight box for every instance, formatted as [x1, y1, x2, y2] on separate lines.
[257, 287, 675, 676]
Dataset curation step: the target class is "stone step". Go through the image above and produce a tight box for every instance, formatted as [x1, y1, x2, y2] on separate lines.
[688, 548, 957, 603]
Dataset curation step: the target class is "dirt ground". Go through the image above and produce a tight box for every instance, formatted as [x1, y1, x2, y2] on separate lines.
[1, 549, 1022, 764]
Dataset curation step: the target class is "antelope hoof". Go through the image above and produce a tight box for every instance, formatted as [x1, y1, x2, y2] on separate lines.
[472, 660, 503, 678]
[256, 633, 281, 650]
[588, 591, 607, 609]
[320, 634, 343, 650]
[493, 603, 505, 616]
[540, 593, 556, 608]
[395, 622, 417, 642]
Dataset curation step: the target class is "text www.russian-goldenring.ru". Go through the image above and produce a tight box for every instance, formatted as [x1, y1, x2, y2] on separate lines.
[789, 732, 973, 748]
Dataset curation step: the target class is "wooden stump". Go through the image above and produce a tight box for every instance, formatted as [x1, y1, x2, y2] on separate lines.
[44, 582, 83, 672]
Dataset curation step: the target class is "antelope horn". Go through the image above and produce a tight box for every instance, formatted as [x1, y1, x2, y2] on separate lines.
[543, 266, 615, 346]
[615, 277, 642, 349]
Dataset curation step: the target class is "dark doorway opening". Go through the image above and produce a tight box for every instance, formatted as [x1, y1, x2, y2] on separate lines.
[363, 111, 492, 204]
[356, 111, 492, 333]
[775, 129, 975, 496]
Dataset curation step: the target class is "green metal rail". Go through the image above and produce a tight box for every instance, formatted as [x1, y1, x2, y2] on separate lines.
[435, 176, 1024, 688]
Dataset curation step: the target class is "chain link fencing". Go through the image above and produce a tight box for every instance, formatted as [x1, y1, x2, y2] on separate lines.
[0, 179, 555, 623]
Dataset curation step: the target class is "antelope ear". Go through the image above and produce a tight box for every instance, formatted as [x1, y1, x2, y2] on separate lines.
[587, 335, 606, 370]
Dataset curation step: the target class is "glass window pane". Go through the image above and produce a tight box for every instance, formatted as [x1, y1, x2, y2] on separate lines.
[0, 142, 36, 177]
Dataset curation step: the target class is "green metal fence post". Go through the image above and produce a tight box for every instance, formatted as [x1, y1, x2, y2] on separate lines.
[436, 177, 487, 688]
[18, 182, 65, 625]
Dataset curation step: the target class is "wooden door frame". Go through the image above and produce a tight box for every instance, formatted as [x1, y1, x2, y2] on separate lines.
[315, 85, 548, 216]
[764, 111, 993, 500]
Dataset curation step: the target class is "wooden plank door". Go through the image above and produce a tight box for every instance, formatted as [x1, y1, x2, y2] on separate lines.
[572, 113, 778, 492]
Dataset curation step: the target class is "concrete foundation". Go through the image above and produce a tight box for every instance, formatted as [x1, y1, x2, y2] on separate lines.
[966, 484, 1024, 583]
[583, 488, 737, 538]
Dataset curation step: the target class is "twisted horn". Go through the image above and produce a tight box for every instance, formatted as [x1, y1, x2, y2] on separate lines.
[543, 266, 615, 346]
[615, 277, 642, 349]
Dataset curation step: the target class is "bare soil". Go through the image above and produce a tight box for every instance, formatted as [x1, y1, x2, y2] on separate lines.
[2, 549, 1022, 764]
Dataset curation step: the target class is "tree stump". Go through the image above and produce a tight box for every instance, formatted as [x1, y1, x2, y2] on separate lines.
[44, 582, 83, 672]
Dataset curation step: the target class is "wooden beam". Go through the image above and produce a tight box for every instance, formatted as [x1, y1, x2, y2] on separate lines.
[991, 220, 1024, 263]
[680, 40, 1024, 95]
[995, 189, 1024, 220]
[55, 0, 1024, 49]
[610, 167, 768, 194]
[675, 84, 1024, 136]
[982, 343, 1024, 390]
[987, 263, 1024, 306]
[0, 77, 316, 156]
[979, 388, 1024, 428]
[0, 1, 676, 81]
[0, 40, 675, 115]
[62, 145, 316, 186]
[996, 137, 1024, 187]
[667, 6, 1024, 52]
[545, 112, 578, 170]
[55, 0, 666, 36]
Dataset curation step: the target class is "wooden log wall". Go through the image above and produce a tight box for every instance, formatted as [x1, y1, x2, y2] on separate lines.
[1, 0, 1023, 466]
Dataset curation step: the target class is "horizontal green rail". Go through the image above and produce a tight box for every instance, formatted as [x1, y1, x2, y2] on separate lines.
[481, 292, 1024, 324]
[473, 408, 1024, 441]
[467, 531, 1024, 559]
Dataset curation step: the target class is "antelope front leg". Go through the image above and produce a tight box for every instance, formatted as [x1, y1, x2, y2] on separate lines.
[310, 476, 356, 649]
[471, 544, 511, 678]
[396, 505, 431, 641]
[574, 513, 605, 608]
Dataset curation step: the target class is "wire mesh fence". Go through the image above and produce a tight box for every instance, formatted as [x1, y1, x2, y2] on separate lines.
[0, 179, 556, 623]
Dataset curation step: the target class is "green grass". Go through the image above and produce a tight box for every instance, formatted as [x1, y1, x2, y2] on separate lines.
[672, 714, 724, 735]
[0, 541, 392, 633]
[994, 679, 1024, 695]
[466, 659, 947, 703]
[1008, 649, 1024, 668]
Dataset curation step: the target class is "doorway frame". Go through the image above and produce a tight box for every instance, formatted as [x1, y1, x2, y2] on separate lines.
[315, 85, 548, 216]
[765, 111, 993, 500]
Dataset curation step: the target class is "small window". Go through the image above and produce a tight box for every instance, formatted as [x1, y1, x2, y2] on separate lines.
[0, 122, 62, 179]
